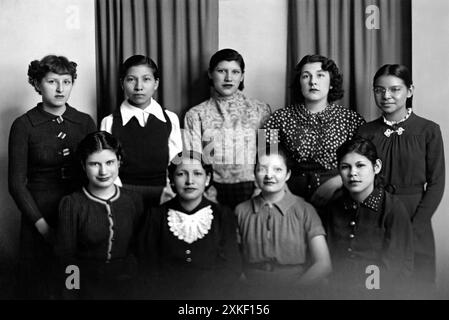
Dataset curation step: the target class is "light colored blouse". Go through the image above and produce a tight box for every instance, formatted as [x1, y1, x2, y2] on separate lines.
[183, 91, 271, 184]
[235, 189, 325, 265]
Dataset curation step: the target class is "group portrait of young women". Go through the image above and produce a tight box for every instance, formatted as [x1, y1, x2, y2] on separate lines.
[7, 48, 445, 299]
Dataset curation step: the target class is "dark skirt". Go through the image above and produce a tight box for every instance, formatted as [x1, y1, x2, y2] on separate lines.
[16, 182, 75, 299]
[394, 191, 435, 284]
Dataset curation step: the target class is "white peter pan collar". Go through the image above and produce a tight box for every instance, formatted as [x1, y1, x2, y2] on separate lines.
[120, 98, 167, 127]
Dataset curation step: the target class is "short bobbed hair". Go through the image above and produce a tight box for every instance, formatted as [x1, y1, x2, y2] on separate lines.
[27, 55, 77, 94]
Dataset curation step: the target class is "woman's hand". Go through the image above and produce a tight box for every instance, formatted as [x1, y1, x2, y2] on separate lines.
[34, 218, 54, 244]
[310, 174, 342, 207]
[296, 235, 332, 286]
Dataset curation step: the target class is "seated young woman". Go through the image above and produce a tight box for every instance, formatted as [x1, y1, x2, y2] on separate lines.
[138, 150, 241, 299]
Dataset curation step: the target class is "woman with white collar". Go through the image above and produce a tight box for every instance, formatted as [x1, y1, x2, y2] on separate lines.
[100, 55, 182, 208]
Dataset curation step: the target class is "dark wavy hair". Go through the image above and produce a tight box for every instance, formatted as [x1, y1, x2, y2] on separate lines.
[291, 54, 344, 104]
[119, 55, 159, 81]
[208, 48, 245, 90]
[373, 64, 413, 108]
[336, 136, 383, 187]
[77, 131, 123, 166]
[168, 150, 214, 192]
[27, 55, 77, 94]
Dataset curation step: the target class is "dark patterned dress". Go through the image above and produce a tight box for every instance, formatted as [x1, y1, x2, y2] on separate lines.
[264, 104, 365, 202]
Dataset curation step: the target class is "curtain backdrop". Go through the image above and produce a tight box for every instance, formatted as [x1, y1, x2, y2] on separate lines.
[95, 0, 218, 122]
[287, 0, 411, 121]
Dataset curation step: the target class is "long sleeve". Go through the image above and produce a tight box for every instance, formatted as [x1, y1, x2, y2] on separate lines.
[128, 191, 145, 257]
[166, 111, 183, 161]
[183, 109, 204, 153]
[100, 114, 113, 133]
[8, 118, 42, 224]
[137, 206, 163, 274]
[412, 124, 445, 224]
[55, 195, 79, 263]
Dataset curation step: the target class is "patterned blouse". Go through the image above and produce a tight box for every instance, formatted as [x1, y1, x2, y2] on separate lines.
[263, 104, 365, 170]
[183, 91, 271, 183]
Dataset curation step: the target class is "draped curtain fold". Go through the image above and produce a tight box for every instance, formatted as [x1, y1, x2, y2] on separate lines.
[287, 0, 411, 121]
[95, 0, 219, 122]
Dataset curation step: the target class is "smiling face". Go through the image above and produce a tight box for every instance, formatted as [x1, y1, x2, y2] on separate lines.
[84, 149, 120, 194]
[299, 62, 331, 106]
[36, 72, 73, 110]
[255, 154, 291, 200]
[209, 60, 244, 97]
[339, 152, 381, 202]
[122, 65, 159, 109]
[173, 158, 211, 207]
[373, 75, 413, 121]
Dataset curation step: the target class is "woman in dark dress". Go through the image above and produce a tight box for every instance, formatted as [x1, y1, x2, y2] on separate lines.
[325, 137, 414, 298]
[263, 54, 365, 208]
[138, 151, 241, 299]
[56, 131, 144, 299]
[8, 55, 96, 299]
[357, 64, 445, 285]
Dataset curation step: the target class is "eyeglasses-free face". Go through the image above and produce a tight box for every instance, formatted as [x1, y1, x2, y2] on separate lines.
[373, 75, 413, 121]
[208, 60, 244, 98]
[339, 152, 381, 203]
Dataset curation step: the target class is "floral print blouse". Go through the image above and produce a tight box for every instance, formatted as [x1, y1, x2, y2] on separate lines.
[183, 91, 271, 183]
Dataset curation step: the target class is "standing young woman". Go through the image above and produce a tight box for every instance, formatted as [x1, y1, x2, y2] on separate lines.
[100, 55, 182, 209]
[183, 48, 271, 209]
[8, 55, 96, 298]
[357, 64, 445, 285]
[263, 54, 365, 208]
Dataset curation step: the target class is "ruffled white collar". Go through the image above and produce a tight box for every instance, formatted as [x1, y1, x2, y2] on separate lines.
[167, 205, 214, 244]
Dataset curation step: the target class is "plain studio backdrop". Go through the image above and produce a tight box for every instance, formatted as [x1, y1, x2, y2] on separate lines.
[0, 0, 448, 298]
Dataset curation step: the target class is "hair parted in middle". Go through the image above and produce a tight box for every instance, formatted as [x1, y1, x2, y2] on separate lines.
[77, 131, 124, 165]
[119, 55, 160, 81]
[208, 48, 245, 90]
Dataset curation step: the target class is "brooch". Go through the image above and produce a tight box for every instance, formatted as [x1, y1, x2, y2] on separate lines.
[384, 127, 404, 137]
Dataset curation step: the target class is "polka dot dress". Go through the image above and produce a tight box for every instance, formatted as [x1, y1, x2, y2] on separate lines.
[263, 104, 365, 170]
